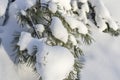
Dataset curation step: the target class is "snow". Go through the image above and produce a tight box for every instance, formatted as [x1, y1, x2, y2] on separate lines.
[0, 0, 8, 17]
[35, 24, 45, 33]
[64, 16, 88, 34]
[0, 45, 20, 80]
[50, 17, 68, 43]
[17, 32, 74, 80]
[36, 44, 74, 80]
[0, 0, 8, 25]
[14, 0, 36, 10]
[17, 32, 33, 51]
[81, 0, 120, 79]
[78, 0, 88, 3]
[89, 0, 119, 31]
[71, 0, 78, 11]
[69, 34, 77, 46]
[41, 0, 71, 11]
[48, 2, 57, 13]
[20, 10, 27, 16]
[77, 2, 89, 24]
[0, 0, 120, 80]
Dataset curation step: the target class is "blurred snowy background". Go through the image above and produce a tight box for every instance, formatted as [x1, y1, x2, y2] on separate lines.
[0, 0, 120, 80]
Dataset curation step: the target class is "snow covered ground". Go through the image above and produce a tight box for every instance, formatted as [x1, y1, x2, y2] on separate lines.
[0, 0, 120, 80]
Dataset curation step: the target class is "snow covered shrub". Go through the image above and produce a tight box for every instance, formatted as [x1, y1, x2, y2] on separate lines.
[13, 0, 120, 80]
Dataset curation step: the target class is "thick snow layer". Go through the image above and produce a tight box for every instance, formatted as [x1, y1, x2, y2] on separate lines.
[0, 0, 8, 17]
[36, 44, 74, 80]
[50, 17, 68, 43]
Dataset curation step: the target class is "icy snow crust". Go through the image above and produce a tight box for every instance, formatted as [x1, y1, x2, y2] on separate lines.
[17, 32, 74, 80]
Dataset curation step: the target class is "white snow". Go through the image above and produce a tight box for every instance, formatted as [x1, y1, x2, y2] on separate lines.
[0, 0, 8, 17]
[36, 44, 74, 80]
[78, 0, 88, 3]
[77, 21, 88, 34]
[64, 16, 88, 34]
[14, 0, 36, 10]
[17, 32, 33, 51]
[41, 0, 71, 11]
[48, 2, 57, 13]
[51, 0, 71, 10]
[35, 24, 45, 33]
[89, 0, 119, 31]
[71, 0, 78, 11]
[0, 45, 20, 80]
[0, 0, 120, 80]
[20, 10, 27, 16]
[77, 2, 89, 24]
[17, 32, 74, 80]
[50, 17, 68, 43]
[69, 34, 77, 46]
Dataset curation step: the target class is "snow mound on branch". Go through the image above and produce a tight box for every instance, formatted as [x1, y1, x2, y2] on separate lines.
[50, 17, 68, 43]
[89, 0, 119, 31]
[36, 44, 74, 80]
[48, 2, 57, 13]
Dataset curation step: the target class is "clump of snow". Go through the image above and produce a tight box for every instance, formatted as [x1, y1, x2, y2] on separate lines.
[17, 32, 33, 51]
[0, 0, 8, 17]
[50, 17, 68, 43]
[35, 24, 45, 33]
[89, 0, 119, 31]
[48, 2, 57, 13]
[36, 44, 74, 80]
